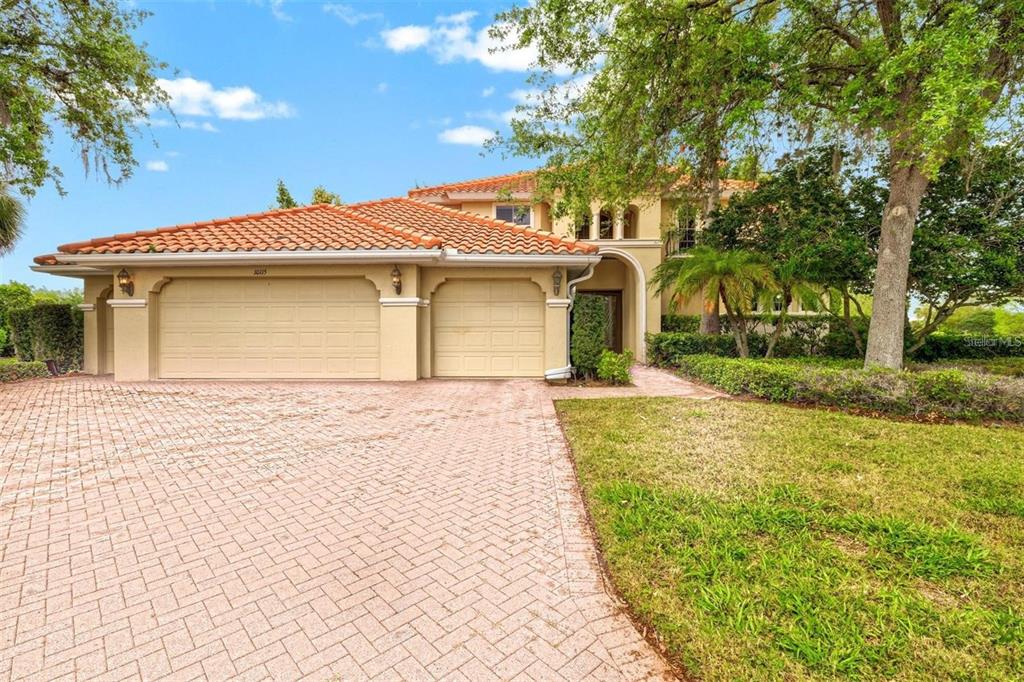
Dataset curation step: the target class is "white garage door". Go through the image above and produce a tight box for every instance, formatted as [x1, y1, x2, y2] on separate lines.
[159, 278, 380, 379]
[433, 279, 544, 377]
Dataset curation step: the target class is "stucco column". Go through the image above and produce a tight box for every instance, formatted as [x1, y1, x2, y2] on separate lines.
[545, 297, 571, 376]
[417, 300, 431, 378]
[589, 208, 600, 240]
[379, 298, 420, 380]
[613, 209, 625, 240]
[110, 299, 151, 382]
[77, 304, 100, 375]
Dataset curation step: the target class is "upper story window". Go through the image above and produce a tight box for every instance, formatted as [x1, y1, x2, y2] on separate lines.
[664, 204, 699, 256]
[623, 206, 639, 239]
[598, 208, 613, 239]
[496, 204, 531, 226]
[574, 213, 591, 239]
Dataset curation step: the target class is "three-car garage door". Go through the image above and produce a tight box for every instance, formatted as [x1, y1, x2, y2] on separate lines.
[433, 279, 544, 377]
[159, 278, 380, 379]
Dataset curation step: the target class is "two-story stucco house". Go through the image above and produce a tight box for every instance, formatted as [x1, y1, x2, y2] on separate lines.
[33, 170, 755, 382]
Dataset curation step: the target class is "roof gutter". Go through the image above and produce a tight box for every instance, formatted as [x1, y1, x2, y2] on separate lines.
[46, 249, 601, 269]
[30, 264, 110, 278]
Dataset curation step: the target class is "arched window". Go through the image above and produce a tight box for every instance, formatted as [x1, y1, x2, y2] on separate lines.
[574, 212, 591, 239]
[598, 208, 614, 239]
[623, 205, 639, 239]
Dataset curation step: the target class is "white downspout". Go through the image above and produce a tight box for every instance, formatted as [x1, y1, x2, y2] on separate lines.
[544, 262, 597, 381]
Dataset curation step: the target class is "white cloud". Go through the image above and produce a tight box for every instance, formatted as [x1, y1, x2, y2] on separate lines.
[323, 3, 382, 25]
[380, 25, 432, 52]
[438, 125, 495, 146]
[179, 120, 219, 133]
[376, 81, 389, 94]
[482, 86, 495, 97]
[157, 77, 295, 121]
[379, 12, 561, 73]
[145, 160, 169, 172]
[268, 0, 291, 21]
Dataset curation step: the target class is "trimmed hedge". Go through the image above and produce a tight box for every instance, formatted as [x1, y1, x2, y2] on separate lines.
[597, 349, 634, 384]
[0, 359, 49, 383]
[5, 303, 83, 372]
[572, 294, 609, 378]
[912, 333, 1024, 361]
[661, 314, 701, 333]
[677, 354, 1024, 422]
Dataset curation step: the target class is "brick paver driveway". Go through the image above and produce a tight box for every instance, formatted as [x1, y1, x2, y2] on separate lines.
[1, 377, 674, 681]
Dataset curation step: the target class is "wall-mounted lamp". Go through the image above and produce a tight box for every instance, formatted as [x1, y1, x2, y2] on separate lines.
[117, 268, 134, 297]
[391, 265, 402, 295]
[552, 269, 563, 296]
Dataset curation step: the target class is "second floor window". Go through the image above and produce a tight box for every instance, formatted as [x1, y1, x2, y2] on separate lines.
[496, 205, 531, 226]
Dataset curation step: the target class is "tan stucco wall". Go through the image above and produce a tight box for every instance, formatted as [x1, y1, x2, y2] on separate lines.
[82, 262, 570, 382]
[453, 201, 554, 232]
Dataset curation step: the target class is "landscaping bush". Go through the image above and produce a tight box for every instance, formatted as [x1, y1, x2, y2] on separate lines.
[6, 303, 83, 372]
[571, 294, 609, 378]
[597, 349, 634, 384]
[676, 354, 1024, 422]
[0, 358, 49, 383]
[661, 314, 701, 333]
[647, 332, 743, 365]
[913, 357, 1024, 377]
[6, 307, 35, 361]
[912, 333, 1024, 361]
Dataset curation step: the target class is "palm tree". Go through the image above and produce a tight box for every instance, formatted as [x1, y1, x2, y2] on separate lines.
[0, 185, 25, 255]
[654, 246, 776, 357]
[760, 258, 821, 358]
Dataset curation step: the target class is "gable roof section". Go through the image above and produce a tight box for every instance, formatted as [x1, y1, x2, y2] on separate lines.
[41, 198, 595, 264]
[408, 169, 757, 201]
[347, 198, 595, 256]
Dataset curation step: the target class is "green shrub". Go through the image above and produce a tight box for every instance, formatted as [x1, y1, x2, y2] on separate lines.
[661, 314, 701, 333]
[0, 358, 49, 383]
[572, 294, 609, 378]
[676, 355, 1024, 422]
[29, 304, 83, 372]
[597, 349, 634, 384]
[6, 303, 83, 372]
[912, 333, 1024, 361]
[6, 307, 35, 361]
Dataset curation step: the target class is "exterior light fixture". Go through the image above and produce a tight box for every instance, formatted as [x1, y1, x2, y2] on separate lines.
[391, 265, 402, 295]
[552, 269, 563, 296]
[117, 268, 134, 297]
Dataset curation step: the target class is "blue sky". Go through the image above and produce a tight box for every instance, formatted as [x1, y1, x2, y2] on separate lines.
[3, 1, 546, 288]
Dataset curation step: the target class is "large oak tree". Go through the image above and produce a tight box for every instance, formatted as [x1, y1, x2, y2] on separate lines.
[496, 0, 1024, 368]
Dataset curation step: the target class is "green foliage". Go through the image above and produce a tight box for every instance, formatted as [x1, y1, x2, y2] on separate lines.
[6, 306, 34, 361]
[6, 303, 83, 371]
[935, 307, 998, 335]
[275, 179, 298, 209]
[0, 281, 32, 355]
[995, 308, 1024, 336]
[0, 0, 169, 196]
[0, 357, 48, 383]
[310, 185, 343, 205]
[907, 146, 1024, 347]
[661, 314, 700, 333]
[597, 349, 633, 385]
[571, 294, 609, 378]
[0, 185, 25, 253]
[913, 333, 1024, 361]
[676, 355, 1024, 422]
[653, 246, 776, 357]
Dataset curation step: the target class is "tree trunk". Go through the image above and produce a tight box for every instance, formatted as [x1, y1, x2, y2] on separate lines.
[721, 286, 749, 357]
[864, 153, 930, 369]
[699, 165, 722, 334]
[765, 291, 791, 358]
[700, 292, 721, 334]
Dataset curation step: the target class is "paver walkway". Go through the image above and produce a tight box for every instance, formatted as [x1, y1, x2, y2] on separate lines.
[0, 372, 702, 681]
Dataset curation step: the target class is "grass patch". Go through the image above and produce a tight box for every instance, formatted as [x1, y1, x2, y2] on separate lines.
[558, 397, 1024, 680]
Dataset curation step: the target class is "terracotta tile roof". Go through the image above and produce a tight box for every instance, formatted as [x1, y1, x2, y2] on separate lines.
[347, 198, 596, 255]
[408, 169, 757, 200]
[43, 198, 594, 263]
[408, 171, 537, 199]
[34, 254, 59, 265]
[55, 204, 440, 256]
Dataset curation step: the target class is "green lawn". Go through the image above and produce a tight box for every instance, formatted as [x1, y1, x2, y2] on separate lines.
[557, 397, 1024, 680]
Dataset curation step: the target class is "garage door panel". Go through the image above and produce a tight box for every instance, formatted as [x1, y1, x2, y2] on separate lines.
[160, 278, 380, 379]
[433, 279, 544, 378]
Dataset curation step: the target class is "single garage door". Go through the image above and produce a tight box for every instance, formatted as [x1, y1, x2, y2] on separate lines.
[433, 279, 544, 377]
[159, 278, 380, 379]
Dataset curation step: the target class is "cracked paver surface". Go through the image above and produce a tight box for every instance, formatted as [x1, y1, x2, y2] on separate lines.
[1, 376, 680, 681]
